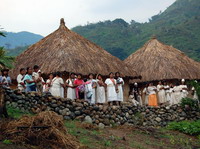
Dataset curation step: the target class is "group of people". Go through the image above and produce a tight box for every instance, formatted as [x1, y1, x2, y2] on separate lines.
[131, 79, 197, 107]
[0, 66, 198, 107]
[0, 66, 125, 105]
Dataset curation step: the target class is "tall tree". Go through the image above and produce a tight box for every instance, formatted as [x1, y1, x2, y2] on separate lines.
[0, 31, 15, 70]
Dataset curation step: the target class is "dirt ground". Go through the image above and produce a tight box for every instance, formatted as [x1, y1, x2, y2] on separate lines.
[0, 120, 199, 149]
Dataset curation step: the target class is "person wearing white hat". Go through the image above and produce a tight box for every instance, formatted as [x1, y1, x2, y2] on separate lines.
[179, 79, 188, 99]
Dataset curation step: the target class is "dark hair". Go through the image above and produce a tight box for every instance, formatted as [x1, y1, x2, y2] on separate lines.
[88, 73, 94, 78]
[77, 73, 82, 77]
[33, 65, 39, 69]
[26, 67, 31, 72]
[115, 72, 120, 76]
[109, 72, 114, 76]
[97, 74, 102, 78]
[1, 69, 9, 76]
[70, 72, 75, 76]
[83, 78, 87, 82]
[20, 68, 25, 72]
[55, 71, 61, 77]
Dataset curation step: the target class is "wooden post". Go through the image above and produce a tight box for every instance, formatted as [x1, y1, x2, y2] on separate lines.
[0, 87, 8, 118]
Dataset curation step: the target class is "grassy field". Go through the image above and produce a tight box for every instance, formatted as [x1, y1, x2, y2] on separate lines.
[0, 106, 199, 149]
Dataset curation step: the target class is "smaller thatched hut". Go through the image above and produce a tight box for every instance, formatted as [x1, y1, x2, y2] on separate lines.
[124, 37, 200, 83]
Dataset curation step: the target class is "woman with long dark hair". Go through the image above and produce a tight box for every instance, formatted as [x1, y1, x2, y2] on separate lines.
[96, 74, 106, 104]
[74, 73, 85, 99]
[0, 69, 11, 88]
[105, 72, 117, 106]
[50, 72, 65, 97]
[66, 72, 76, 100]
[23, 67, 36, 92]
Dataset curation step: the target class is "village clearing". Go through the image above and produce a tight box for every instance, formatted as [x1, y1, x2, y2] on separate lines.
[0, 107, 199, 149]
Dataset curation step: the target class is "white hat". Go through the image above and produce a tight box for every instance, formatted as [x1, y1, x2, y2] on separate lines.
[181, 79, 185, 82]
[38, 70, 42, 73]
[134, 82, 138, 86]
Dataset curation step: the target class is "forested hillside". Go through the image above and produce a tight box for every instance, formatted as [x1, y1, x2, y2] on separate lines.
[73, 0, 200, 60]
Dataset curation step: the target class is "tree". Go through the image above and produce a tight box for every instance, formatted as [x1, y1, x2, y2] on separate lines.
[0, 31, 15, 70]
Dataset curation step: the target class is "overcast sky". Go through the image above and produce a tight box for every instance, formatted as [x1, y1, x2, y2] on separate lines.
[1, 0, 176, 36]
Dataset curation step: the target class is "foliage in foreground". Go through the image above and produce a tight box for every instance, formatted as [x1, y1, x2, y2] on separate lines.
[168, 120, 200, 136]
[181, 98, 199, 109]
[0, 32, 15, 69]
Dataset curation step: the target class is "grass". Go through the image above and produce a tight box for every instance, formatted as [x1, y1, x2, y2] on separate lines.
[7, 106, 33, 119]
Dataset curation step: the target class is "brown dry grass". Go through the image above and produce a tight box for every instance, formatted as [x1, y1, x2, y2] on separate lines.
[1, 111, 81, 149]
[125, 38, 200, 82]
[10, 18, 138, 79]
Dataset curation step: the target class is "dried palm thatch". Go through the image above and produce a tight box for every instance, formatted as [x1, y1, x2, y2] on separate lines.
[124, 38, 200, 82]
[10, 18, 138, 78]
[1, 111, 81, 149]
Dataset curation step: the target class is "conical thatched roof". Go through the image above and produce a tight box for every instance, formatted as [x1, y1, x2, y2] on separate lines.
[124, 38, 200, 82]
[11, 18, 138, 78]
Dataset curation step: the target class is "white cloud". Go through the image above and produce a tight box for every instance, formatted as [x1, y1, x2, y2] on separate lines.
[0, 0, 175, 36]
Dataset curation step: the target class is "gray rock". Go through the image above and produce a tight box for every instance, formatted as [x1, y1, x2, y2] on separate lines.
[64, 116, 71, 120]
[75, 111, 81, 116]
[84, 116, 93, 124]
[98, 123, 105, 129]
[155, 117, 162, 122]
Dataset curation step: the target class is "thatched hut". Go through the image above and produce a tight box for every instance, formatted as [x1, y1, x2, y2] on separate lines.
[11, 18, 139, 99]
[124, 37, 200, 83]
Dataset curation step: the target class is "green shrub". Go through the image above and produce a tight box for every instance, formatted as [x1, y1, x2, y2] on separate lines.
[168, 120, 200, 136]
[3, 139, 12, 144]
[180, 98, 198, 109]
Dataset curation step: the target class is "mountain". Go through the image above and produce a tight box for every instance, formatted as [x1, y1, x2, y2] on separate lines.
[0, 31, 43, 49]
[72, 0, 200, 60]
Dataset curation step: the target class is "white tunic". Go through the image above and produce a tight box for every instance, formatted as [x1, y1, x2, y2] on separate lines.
[17, 74, 25, 91]
[164, 85, 171, 102]
[105, 78, 117, 102]
[142, 87, 149, 105]
[116, 77, 124, 102]
[50, 77, 64, 97]
[157, 85, 167, 104]
[85, 79, 96, 104]
[96, 79, 106, 104]
[192, 87, 198, 100]
[66, 79, 76, 100]
[168, 88, 175, 105]
[179, 85, 188, 99]
[173, 86, 182, 104]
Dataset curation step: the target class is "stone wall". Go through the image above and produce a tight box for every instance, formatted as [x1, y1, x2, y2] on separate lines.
[4, 88, 200, 127]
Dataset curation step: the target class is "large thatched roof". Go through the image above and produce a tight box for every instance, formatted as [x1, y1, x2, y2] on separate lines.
[11, 18, 138, 78]
[124, 38, 200, 82]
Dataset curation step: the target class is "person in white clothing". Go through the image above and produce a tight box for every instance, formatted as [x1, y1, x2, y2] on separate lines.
[44, 73, 54, 93]
[157, 81, 167, 104]
[85, 73, 97, 104]
[173, 83, 182, 104]
[179, 79, 188, 99]
[105, 72, 117, 106]
[115, 72, 124, 105]
[96, 74, 106, 104]
[50, 72, 65, 98]
[163, 81, 171, 103]
[66, 72, 76, 100]
[169, 83, 175, 105]
[17, 68, 26, 91]
[142, 83, 149, 105]
[37, 70, 45, 94]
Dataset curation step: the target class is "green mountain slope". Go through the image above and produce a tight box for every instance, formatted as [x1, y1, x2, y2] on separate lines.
[72, 0, 200, 60]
